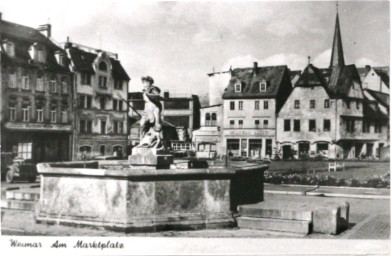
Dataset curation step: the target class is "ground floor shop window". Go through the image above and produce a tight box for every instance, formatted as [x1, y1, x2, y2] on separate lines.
[227, 139, 240, 156]
[282, 145, 293, 159]
[249, 139, 262, 157]
[17, 142, 32, 159]
[298, 142, 310, 158]
[317, 143, 329, 154]
[198, 142, 216, 152]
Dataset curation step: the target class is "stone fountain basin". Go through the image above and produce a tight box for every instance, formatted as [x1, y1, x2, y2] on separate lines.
[35, 163, 267, 232]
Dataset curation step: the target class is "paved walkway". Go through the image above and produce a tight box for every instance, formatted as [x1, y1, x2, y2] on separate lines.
[1, 193, 389, 239]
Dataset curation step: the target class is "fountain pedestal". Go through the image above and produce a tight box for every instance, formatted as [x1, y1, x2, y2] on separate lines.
[35, 163, 266, 232]
[128, 147, 173, 169]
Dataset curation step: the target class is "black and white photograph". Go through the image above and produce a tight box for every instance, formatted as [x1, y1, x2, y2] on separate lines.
[0, 0, 390, 255]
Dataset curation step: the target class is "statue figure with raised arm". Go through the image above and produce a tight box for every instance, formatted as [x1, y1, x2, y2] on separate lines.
[136, 76, 165, 150]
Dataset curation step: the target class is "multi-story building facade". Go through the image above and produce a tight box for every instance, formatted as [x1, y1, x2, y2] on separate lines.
[192, 104, 223, 158]
[128, 91, 200, 152]
[276, 12, 389, 160]
[1, 18, 74, 162]
[221, 63, 293, 158]
[65, 42, 130, 160]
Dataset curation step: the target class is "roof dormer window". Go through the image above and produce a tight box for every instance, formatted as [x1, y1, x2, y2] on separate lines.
[4, 42, 15, 57]
[37, 50, 45, 63]
[260, 81, 267, 91]
[99, 61, 107, 71]
[235, 83, 241, 93]
[55, 51, 65, 66]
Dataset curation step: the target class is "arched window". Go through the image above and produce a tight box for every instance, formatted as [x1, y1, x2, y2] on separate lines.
[205, 113, 211, 126]
[80, 146, 92, 153]
[99, 61, 107, 71]
[211, 113, 217, 126]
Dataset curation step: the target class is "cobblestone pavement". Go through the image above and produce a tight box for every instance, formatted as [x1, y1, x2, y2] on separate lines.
[2, 193, 389, 239]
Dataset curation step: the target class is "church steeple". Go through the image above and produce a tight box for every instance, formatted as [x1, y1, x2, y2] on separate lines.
[329, 3, 345, 68]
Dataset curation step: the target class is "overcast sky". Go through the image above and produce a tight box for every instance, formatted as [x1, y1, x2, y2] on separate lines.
[1, 1, 389, 94]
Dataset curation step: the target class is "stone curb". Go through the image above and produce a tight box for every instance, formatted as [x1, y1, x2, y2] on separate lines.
[264, 184, 390, 199]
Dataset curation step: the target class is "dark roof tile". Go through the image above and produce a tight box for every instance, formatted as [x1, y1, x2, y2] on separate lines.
[222, 65, 288, 99]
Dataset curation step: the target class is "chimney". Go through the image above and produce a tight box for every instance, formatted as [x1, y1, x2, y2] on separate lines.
[163, 91, 169, 99]
[253, 62, 258, 75]
[37, 24, 51, 38]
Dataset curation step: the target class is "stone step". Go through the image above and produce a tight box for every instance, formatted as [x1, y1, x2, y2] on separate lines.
[238, 202, 313, 221]
[5, 189, 40, 201]
[237, 216, 311, 235]
[1, 199, 36, 211]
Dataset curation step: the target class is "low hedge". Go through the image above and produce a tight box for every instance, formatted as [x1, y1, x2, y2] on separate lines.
[264, 171, 390, 188]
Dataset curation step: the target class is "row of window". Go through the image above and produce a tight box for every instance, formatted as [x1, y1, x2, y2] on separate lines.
[172, 142, 191, 151]
[292, 99, 360, 110]
[8, 107, 68, 123]
[80, 73, 123, 90]
[294, 99, 332, 109]
[79, 120, 125, 135]
[229, 119, 269, 128]
[283, 119, 382, 133]
[284, 119, 330, 132]
[205, 113, 217, 126]
[78, 96, 124, 111]
[234, 82, 267, 93]
[8, 75, 69, 94]
[230, 100, 269, 111]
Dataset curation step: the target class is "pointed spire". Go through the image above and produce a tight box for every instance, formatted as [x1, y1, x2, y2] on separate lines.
[329, 2, 345, 68]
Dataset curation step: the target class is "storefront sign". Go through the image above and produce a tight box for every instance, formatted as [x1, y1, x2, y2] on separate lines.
[224, 129, 274, 137]
[5, 122, 72, 132]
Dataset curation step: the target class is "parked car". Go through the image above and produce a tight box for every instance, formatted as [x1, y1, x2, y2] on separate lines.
[3, 158, 37, 183]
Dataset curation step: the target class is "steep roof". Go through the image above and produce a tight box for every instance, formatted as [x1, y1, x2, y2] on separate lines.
[365, 89, 389, 108]
[289, 70, 301, 80]
[222, 65, 289, 99]
[0, 19, 70, 72]
[66, 44, 130, 80]
[363, 101, 388, 120]
[295, 64, 361, 99]
[0, 20, 59, 48]
[356, 66, 389, 87]
[295, 64, 328, 88]
[374, 68, 389, 87]
[327, 65, 361, 98]
[330, 13, 345, 68]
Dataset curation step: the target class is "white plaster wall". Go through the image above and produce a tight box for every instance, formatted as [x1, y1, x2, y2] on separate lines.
[362, 68, 389, 93]
[223, 99, 276, 129]
[277, 86, 336, 143]
[209, 72, 231, 106]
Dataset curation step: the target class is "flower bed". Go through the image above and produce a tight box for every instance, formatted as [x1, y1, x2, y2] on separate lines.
[264, 171, 390, 188]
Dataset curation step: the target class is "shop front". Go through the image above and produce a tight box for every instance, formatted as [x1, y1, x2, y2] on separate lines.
[192, 127, 221, 159]
[223, 129, 275, 159]
[2, 123, 72, 163]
